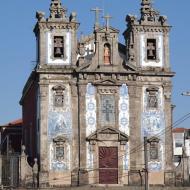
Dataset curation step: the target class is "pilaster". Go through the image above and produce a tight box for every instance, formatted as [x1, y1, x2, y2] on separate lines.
[38, 82, 49, 187]
[163, 84, 173, 171]
[128, 83, 143, 185]
[78, 84, 88, 185]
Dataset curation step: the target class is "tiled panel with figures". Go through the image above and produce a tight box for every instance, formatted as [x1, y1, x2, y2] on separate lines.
[48, 84, 72, 171]
[142, 87, 165, 171]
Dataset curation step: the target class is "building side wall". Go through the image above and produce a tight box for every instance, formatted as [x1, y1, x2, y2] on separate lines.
[22, 82, 38, 161]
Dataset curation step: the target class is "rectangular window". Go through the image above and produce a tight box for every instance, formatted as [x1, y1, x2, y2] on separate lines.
[175, 142, 183, 148]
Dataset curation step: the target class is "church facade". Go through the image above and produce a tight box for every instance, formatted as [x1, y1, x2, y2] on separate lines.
[20, 0, 175, 187]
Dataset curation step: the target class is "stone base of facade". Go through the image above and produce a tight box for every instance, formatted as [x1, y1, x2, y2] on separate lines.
[128, 170, 143, 186]
[164, 170, 175, 186]
[149, 171, 164, 185]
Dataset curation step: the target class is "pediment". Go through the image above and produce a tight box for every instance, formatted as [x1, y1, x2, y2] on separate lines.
[86, 127, 129, 143]
[93, 79, 120, 86]
[147, 136, 160, 143]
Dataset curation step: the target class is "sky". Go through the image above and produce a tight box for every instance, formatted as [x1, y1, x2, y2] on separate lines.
[0, 0, 190, 128]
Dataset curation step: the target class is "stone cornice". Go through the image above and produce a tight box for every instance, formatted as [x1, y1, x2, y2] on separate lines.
[139, 71, 175, 77]
[124, 24, 171, 35]
[34, 21, 80, 34]
[36, 66, 75, 74]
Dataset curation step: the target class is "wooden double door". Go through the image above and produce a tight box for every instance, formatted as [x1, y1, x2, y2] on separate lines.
[99, 147, 118, 184]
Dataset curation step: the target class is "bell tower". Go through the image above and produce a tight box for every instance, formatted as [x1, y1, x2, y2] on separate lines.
[124, 0, 170, 70]
[123, 0, 175, 185]
[34, 0, 79, 66]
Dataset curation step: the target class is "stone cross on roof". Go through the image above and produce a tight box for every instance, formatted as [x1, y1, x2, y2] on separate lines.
[91, 7, 103, 29]
[49, 0, 67, 20]
[103, 14, 112, 30]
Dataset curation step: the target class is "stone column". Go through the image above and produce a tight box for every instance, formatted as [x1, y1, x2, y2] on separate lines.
[78, 84, 88, 185]
[163, 84, 175, 185]
[38, 81, 49, 187]
[128, 83, 143, 185]
[71, 83, 79, 186]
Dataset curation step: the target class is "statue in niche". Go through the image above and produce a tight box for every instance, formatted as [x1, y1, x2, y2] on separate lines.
[104, 44, 111, 65]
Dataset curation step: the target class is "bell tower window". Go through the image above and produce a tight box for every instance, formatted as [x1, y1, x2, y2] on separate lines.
[54, 36, 64, 58]
[104, 43, 111, 65]
[147, 39, 156, 60]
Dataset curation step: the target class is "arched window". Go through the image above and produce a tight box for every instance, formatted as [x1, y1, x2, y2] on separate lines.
[104, 43, 111, 65]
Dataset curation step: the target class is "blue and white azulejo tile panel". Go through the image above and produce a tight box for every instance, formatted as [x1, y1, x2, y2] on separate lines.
[119, 84, 129, 135]
[48, 84, 72, 171]
[142, 87, 165, 171]
[86, 83, 96, 137]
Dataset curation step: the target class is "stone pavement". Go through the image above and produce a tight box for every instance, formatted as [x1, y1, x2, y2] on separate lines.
[15, 186, 190, 190]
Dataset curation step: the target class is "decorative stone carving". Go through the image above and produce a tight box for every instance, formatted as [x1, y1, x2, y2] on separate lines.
[53, 136, 66, 161]
[36, 11, 45, 21]
[140, 0, 160, 24]
[52, 85, 65, 108]
[98, 88, 117, 94]
[49, 0, 67, 20]
[126, 14, 137, 26]
[146, 87, 159, 109]
[164, 91, 171, 100]
[159, 15, 168, 26]
[70, 12, 77, 22]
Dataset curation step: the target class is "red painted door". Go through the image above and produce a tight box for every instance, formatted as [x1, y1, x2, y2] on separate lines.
[99, 147, 118, 184]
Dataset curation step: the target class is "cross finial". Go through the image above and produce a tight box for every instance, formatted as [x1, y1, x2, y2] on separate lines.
[103, 14, 112, 30]
[91, 7, 103, 29]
